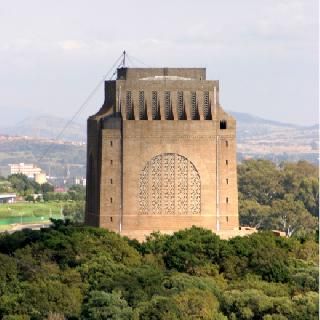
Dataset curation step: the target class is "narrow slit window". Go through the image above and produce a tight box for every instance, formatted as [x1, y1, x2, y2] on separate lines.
[220, 120, 227, 129]
[139, 91, 147, 120]
[126, 91, 133, 120]
[191, 91, 199, 120]
[110, 217, 113, 222]
[226, 178, 229, 184]
[177, 91, 185, 120]
[110, 197, 113, 203]
[226, 160, 229, 165]
[225, 140, 229, 147]
[110, 160, 113, 165]
[110, 141, 113, 147]
[226, 216, 229, 222]
[110, 178, 113, 184]
[152, 91, 159, 120]
[164, 91, 173, 120]
[226, 197, 229, 204]
[203, 91, 211, 119]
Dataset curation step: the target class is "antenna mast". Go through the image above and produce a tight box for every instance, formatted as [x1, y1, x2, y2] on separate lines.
[121, 50, 126, 67]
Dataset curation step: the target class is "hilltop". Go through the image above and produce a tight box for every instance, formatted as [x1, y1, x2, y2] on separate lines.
[230, 111, 318, 163]
[0, 114, 86, 142]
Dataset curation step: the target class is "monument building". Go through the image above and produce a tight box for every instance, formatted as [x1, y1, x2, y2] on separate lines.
[85, 67, 239, 240]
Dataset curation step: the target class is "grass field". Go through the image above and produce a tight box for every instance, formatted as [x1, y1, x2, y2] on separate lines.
[0, 225, 13, 231]
[0, 202, 65, 226]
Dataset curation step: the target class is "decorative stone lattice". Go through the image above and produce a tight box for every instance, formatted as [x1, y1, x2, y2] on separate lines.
[162, 154, 175, 214]
[138, 162, 149, 214]
[151, 156, 162, 214]
[139, 153, 200, 215]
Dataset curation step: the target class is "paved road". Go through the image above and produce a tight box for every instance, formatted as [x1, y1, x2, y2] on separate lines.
[0, 222, 52, 233]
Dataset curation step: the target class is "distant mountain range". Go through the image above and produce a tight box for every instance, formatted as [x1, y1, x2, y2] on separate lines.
[0, 115, 86, 142]
[0, 112, 317, 141]
[229, 111, 317, 139]
[0, 112, 318, 164]
[229, 112, 318, 163]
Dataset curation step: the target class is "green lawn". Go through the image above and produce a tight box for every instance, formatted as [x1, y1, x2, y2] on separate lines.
[0, 201, 65, 226]
[0, 224, 13, 231]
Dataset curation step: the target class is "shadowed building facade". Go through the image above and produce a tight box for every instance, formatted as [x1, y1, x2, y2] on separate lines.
[85, 67, 239, 240]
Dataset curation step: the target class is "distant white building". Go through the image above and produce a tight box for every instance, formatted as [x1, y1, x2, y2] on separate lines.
[7, 163, 43, 178]
[0, 193, 16, 204]
[72, 177, 86, 187]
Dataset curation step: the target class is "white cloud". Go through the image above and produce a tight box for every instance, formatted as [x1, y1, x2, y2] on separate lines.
[0, 0, 317, 125]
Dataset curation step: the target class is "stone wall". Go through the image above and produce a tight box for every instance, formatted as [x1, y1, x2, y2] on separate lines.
[85, 68, 239, 240]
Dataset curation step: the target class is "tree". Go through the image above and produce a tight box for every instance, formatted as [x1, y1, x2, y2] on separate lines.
[62, 201, 85, 222]
[41, 183, 54, 194]
[46, 312, 66, 320]
[81, 290, 133, 320]
[0, 223, 318, 320]
[133, 296, 180, 320]
[239, 200, 271, 229]
[238, 160, 283, 205]
[0, 180, 13, 193]
[270, 195, 317, 236]
[296, 178, 319, 216]
[25, 195, 34, 203]
[280, 161, 319, 216]
[159, 227, 221, 273]
[173, 289, 226, 320]
[8, 174, 41, 196]
[238, 160, 319, 236]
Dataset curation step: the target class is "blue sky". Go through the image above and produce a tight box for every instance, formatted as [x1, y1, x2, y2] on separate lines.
[0, 0, 318, 126]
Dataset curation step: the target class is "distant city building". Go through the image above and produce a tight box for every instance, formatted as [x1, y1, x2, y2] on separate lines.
[0, 193, 16, 204]
[7, 163, 42, 178]
[72, 177, 86, 186]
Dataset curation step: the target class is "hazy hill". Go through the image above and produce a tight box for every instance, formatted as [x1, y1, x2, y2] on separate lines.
[0, 112, 318, 166]
[0, 115, 86, 142]
[230, 111, 316, 140]
[1, 112, 317, 142]
[229, 111, 318, 163]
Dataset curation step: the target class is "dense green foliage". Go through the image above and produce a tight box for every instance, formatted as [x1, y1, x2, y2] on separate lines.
[0, 160, 318, 318]
[7, 174, 42, 196]
[0, 175, 85, 226]
[238, 160, 318, 236]
[43, 185, 85, 202]
[0, 223, 318, 319]
[4, 173, 85, 202]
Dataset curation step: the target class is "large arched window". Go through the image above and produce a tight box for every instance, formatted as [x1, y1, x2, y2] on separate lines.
[138, 153, 200, 215]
